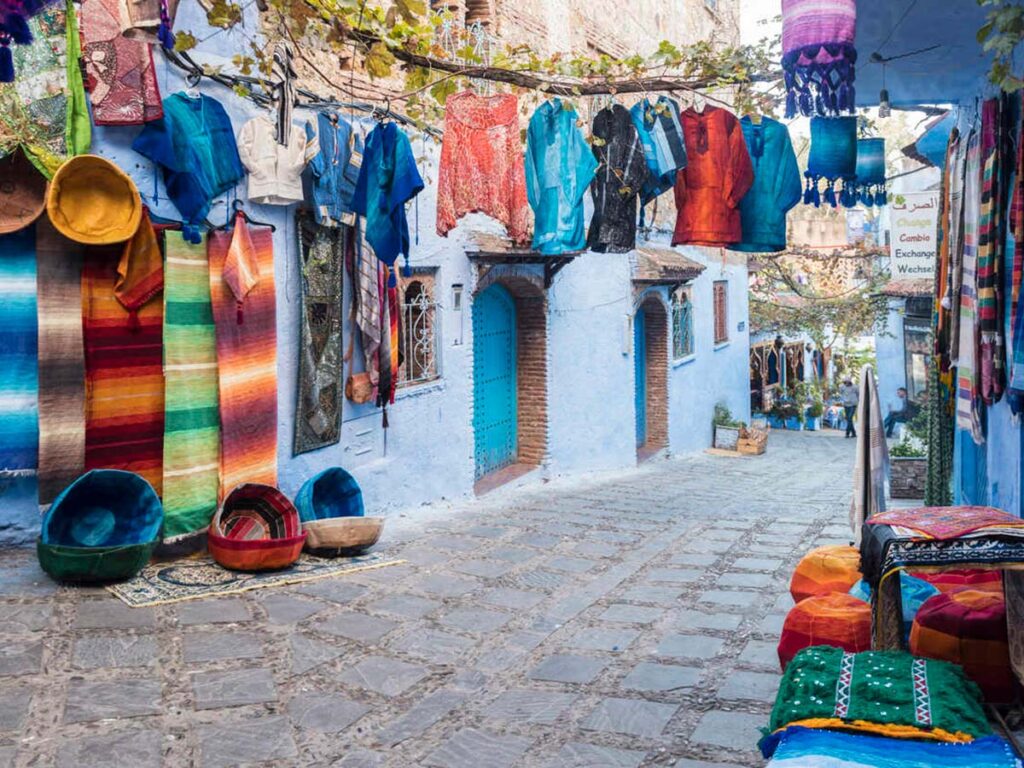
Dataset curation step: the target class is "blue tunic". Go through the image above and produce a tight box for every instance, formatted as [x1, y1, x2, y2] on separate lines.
[304, 112, 363, 227]
[524, 99, 598, 255]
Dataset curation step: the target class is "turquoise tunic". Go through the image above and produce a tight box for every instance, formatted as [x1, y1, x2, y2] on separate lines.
[524, 99, 598, 255]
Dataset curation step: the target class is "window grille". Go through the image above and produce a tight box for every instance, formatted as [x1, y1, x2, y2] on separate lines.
[399, 279, 440, 387]
[713, 280, 729, 344]
[672, 287, 694, 359]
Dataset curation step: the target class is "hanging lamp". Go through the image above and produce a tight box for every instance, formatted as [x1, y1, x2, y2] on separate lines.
[781, 0, 858, 118]
[852, 137, 887, 207]
[804, 116, 858, 209]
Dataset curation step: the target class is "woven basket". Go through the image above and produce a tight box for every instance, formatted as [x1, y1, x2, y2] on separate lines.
[304, 517, 383, 557]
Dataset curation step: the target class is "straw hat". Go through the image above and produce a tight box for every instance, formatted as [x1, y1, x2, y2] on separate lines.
[0, 149, 47, 235]
[46, 154, 142, 245]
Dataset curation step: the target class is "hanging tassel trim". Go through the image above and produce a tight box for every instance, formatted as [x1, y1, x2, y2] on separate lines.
[782, 43, 858, 118]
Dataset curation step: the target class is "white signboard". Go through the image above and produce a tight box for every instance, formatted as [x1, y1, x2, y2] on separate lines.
[890, 191, 939, 279]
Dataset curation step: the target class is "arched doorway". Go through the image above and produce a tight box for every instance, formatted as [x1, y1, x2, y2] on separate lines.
[634, 295, 668, 460]
[473, 283, 517, 479]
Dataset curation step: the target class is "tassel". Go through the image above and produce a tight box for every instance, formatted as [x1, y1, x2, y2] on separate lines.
[402, 257, 411, 278]
[157, 22, 175, 50]
[864, 190, 874, 208]
[387, 269, 397, 288]
[799, 91, 812, 117]
[823, 181, 836, 208]
[236, 301, 244, 325]
[127, 309, 141, 334]
[803, 177, 813, 206]
[877, 186, 887, 207]
[785, 91, 797, 119]
[382, 407, 389, 429]
[0, 42, 13, 83]
[810, 182, 821, 208]
[5, 15, 31, 45]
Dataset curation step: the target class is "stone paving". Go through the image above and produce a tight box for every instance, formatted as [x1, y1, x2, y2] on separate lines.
[0, 430, 857, 767]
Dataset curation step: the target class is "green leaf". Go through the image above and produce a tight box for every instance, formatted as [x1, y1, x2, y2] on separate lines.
[206, 0, 242, 29]
[429, 77, 457, 104]
[173, 30, 197, 52]
[396, 0, 426, 23]
[977, 19, 994, 43]
[365, 41, 396, 79]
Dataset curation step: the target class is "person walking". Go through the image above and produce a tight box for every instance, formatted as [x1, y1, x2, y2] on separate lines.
[839, 378, 860, 438]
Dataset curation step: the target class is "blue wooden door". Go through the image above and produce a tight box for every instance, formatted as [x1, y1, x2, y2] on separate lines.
[634, 310, 647, 447]
[473, 284, 518, 479]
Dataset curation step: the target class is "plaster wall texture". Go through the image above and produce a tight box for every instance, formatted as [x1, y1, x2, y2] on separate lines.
[0, 1, 751, 545]
[875, 301, 909, 416]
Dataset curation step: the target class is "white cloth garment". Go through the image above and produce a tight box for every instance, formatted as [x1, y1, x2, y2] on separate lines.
[237, 117, 307, 206]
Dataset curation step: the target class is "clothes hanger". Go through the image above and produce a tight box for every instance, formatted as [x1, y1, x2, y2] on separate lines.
[185, 68, 202, 99]
[215, 199, 277, 232]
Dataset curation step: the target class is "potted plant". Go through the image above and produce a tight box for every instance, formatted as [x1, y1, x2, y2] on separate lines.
[770, 400, 803, 430]
[713, 403, 744, 450]
[889, 405, 929, 498]
[805, 386, 825, 431]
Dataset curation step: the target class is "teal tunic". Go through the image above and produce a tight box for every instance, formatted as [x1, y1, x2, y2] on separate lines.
[524, 99, 598, 255]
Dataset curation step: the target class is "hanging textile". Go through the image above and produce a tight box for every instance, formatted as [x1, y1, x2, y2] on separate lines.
[353, 121, 424, 282]
[377, 264, 400, 409]
[935, 130, 957, 369]
[672, 106, 754, 247]
[946, 129, 970, 365]
[208, 214, 277, 499]
[436, 91, 530, 246]
[850, 365, 888, 545]
[162, 234, 219, 541]
[851, 137, 887, 207]
[81, 214, 164, 493]
[81, 0, 162, 126]
[303, 111, 362, 228]
[977, 99, 1006, 405]
[0, 228, 37, 475]
[629, 96, 687, 210]
[117, 0, 178, 47]
[804, 116, 857, 208]
[271, 42, 295, 147]
[0, 0, 89, 176]
[781, 0, 857, 118]
[132, 92, 245, 239]
[1009, 101, 1024, 407]
[524, 99, 597, 256]
[35, 217, 85, 505]
[237, 116, 306, 205]
[957, 129, 984, 443]
[729, 116, 802, 253]
[294, 213, 343, 455]
[588, 104, 650, 253]
[0, 0, 59, 82]
[348, 222, 382, 393]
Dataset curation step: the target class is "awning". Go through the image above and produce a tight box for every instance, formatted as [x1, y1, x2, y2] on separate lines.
[632, 246, 704, 287]
[465, 232, 579, 288]
[879, 278, 933, 298]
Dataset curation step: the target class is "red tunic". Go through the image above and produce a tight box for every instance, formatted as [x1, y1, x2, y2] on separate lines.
[672, 107, 754, 247]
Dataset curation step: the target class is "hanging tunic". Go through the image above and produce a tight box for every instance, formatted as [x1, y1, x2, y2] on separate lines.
[629, 96, 687, 206]
[587, 104, 649, 253]
[303, 112, 362, 227]
[524, 99, 597, 255]
[352, 121, 424, 283]
[237, 116, 306, 205]
[729, 116, 802, 253]
[673, 107, 754, 248]
[437, 91, 531, 245]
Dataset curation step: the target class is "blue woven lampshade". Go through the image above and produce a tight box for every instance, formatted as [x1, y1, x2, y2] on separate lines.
[853, 137, 887, 207]
[804, 116, 857, 208]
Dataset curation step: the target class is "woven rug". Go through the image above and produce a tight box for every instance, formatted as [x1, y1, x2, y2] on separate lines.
[107, 551, 404, 607]
[82, 222, 164, 493]
[208, 218, 277, 495]
[0, 229, 38, 475]
[294, 214, 343, 455]
[162, 234, 220, 542]
[35, 218, 85, 505]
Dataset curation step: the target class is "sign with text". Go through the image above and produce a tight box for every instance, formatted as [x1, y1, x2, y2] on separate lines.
[890, 192, 939, 279]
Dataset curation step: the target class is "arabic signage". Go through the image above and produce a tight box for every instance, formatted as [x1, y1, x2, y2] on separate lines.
[890, 191, 938, 279]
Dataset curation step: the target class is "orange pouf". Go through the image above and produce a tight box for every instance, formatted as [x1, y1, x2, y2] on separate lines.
[790, 545, 862, 603]
[911, 568, 1003, 595]
[909, 589, 1015, 703]
[777, 592, 872, 671]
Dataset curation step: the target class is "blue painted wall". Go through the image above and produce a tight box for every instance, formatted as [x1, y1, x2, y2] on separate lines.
[875, 300, 909, 416]
[0, 2, 753, 544]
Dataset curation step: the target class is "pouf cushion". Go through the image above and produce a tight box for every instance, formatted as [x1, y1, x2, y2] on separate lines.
[778, 592, 872, 670]
[790, 545, 861, 603]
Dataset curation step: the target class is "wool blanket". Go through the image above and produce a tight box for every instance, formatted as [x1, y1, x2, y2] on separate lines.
[957, 129, 984, 443]
[35, 217, 85, 504]
[946, 129, 969, 364]
[849, 366, 887, 544]
[0, 229, 37, 475]
[81, 214, 164, 493]
[977, 98, 1006, 404]
[208, 215, 277, 497]
[162, 234, 220, 541]
[294, 213, 343, 455]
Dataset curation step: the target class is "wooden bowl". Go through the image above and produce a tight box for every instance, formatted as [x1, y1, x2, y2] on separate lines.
[303, 517, 384, 557]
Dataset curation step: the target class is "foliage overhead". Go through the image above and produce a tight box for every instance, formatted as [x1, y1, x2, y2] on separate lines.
[977, 0, 1024, 92]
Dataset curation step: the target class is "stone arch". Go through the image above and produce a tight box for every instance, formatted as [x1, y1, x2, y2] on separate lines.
[635, 293, 669, 458]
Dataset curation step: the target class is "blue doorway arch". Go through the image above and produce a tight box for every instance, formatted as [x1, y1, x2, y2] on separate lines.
[634, 309, 647, 447]
[473, 284, 518, 479]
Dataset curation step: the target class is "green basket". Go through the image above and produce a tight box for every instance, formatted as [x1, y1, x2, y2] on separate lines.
[36, 539, 157, 583]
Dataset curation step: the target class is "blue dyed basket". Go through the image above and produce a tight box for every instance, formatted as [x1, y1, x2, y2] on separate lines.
[38, 470, 162, 583]
[295, 468, 381, 557]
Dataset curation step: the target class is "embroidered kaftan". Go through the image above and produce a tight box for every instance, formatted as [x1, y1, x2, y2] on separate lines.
[587, 104, 649, 253]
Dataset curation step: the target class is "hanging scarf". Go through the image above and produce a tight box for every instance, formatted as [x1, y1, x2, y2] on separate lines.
[781, 0, 857, 118]
[35, 217, 85, 505]
[0, 227, 37, 475]
[1008, 97, 1024, 411]
[851, 137, 887, 207]
[208, 213, 277, 499]
[804, 116, 858, 208]
[957, 129, 984, 444]
[348, 222, 382, 392]
[850, 365, 888, 545]
[946, 129, 970, 365]
[294, 213, 343, 455]
[272, 42, 295, 147]
[976, 99, 1006, 405]
[82, 214, 164, 493]
[162, 234, 220, 541]
[934, 130, 956, 369]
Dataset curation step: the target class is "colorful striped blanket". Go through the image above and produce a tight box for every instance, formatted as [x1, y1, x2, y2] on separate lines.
[0, 229, 38, 475]
[957, 129, 983, 443]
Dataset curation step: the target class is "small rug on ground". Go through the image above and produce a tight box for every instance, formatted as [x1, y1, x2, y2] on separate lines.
[107, 551, 404, 607]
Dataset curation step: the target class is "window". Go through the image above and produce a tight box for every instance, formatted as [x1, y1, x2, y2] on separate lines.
[671, 286, 694, 360]
[713, 280, 729, 344]
[399, 274, 440, 387]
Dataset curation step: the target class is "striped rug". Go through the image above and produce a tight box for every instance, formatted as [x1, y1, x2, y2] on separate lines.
[162, 234, 220, 541]
[0, 229, 38, 475]
[35, 218, 86, 505]
[208, 216, 277, 496]
[82, 216, 164, 493]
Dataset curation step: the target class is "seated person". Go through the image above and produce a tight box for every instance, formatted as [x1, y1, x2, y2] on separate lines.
[884, 387, 919, 437]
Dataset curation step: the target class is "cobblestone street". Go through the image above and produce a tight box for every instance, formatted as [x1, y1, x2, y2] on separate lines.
[0, 430, 856, 768]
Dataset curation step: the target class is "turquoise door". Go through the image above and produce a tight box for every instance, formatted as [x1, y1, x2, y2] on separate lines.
[634, 310, 647, 447]
[473, 284, 518, 479]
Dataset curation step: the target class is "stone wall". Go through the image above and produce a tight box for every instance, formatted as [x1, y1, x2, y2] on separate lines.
[890, 457, 927, 499]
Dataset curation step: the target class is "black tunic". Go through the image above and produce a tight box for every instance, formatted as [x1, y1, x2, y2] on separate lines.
[587, 105, 650, 253]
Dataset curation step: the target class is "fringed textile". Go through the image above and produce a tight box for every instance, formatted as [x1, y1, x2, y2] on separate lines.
[82, 214, 164, 494]
[348, 224, 381, 391]
[0, 0, 58, 82]
[976, 99, 1006, 405]
[803, 116, 857, 209]
[957, 130, 984, 443]
[35, 218, 84, 505]
[294, 213, 343, 455]
[0, 228, 37, 475]
[850, 366, 888, 545]
[851, 137, 887, 207]
[208, 214, 277, 499]
[781, 0, 857, 118]
[162, 234, 219, 541]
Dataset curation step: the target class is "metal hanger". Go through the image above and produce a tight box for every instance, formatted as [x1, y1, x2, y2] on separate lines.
[185, 68, 202, 99]
[215, 199, 277, 232]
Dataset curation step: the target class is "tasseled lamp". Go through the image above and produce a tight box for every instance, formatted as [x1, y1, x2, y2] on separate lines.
[781, 0, 858, 118]
[804, 116, 858, 209]
[853, 137, 887, 207]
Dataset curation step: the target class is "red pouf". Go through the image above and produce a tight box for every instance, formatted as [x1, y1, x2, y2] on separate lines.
[790, 545, 862, 603]
[911, 568, 1003, 595]
[778, 592, 872, 671]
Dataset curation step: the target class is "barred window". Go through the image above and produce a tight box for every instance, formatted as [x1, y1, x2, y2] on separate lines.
[672, 286, 694, 360]
[399, 274, 440, 387]
[713, 280, 729, 344]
